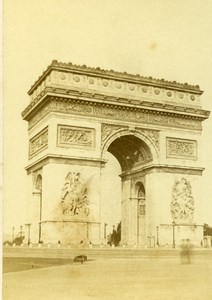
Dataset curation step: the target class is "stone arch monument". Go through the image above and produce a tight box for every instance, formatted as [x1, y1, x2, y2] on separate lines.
[22, 60, 210, 246]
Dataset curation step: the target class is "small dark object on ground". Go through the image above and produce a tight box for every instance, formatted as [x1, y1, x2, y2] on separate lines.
[73, 255, 87, 264]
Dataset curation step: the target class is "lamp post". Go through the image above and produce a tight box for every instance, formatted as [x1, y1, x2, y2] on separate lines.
[156, 226, 159, 246]
[33, 191, 42, 243]
[25, 223, 32, 245]
[12, 226, 15, 243]
[172, 221, 176, 248]
[20, 226, 23, 239]
[104, 223, 108, 239]
[112, 225, 116, 246]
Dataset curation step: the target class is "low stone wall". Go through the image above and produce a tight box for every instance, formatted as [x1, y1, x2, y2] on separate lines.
[3, 245, 212, 260]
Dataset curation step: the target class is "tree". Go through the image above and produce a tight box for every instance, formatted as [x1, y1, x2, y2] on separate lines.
[108, 222, 121, 246]
[204, 224, 212, 236]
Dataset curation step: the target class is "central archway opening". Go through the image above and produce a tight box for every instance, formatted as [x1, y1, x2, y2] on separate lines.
[101, 152, 122, 243]
[101, 133, 153, 246]
[107, 135, 152, 173]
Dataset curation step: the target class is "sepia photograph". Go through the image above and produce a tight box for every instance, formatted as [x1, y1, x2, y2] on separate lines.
[3, 0, 212, 299]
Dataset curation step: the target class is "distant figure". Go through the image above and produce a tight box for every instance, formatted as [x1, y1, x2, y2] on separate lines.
[79, 240, 84, 249]
[180, 239, 192, 264]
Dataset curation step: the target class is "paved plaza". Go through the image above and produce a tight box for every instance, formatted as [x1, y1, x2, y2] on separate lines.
[3, 256, 212, 300]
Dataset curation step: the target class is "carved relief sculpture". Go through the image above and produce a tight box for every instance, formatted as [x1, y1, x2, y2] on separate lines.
[129, 148, 152, 168]
[60, 172, 89, 217]
[138, 128, 159, 150]
[27, 97, 203, 131]
[58, 125, 94, 148]
[170, 178, 194, 223]
[101, 123, 123, 144]
[101, 123, 159, 152]
[167, 138, 197, 159]
[29, 127, 48, 157]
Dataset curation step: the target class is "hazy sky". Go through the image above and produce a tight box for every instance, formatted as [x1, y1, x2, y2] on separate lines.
[3, 0, 212, 236]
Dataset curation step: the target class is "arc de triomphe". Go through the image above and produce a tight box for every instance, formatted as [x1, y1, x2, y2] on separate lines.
[22, 60, 210, 246]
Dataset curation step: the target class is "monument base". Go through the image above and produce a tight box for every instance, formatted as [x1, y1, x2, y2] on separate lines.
[159, 224, 203, 247]
[40, 220, 101, 245]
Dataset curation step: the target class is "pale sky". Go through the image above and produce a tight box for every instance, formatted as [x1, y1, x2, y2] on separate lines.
[3, 0, 212, 237]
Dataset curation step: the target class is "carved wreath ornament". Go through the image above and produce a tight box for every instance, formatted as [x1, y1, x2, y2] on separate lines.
[170, 178, 194, 223]
[60, 172, 89, 217]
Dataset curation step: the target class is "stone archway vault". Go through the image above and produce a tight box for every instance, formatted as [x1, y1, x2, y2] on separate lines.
[101, 130, 156, 245]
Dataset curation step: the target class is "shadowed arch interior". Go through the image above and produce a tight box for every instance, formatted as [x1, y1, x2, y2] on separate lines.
[136, 182, 145, 199]
[107, 135, 152, 172]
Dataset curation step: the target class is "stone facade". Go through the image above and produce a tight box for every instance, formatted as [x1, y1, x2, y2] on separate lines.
[22, 60, 210, 246]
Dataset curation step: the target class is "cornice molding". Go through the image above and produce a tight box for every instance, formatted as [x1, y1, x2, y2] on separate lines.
[26, 154, 106, 174]
[28, 60, 203, 95]
[120, 164, 204, 179]
[23, 95, 206, 131]
[22, 89, 210, 122]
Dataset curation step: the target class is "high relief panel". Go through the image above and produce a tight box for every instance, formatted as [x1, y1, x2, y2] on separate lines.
[55, 172, 89, 218]
[166, 137, 197, 159]
[57, 125, 95, 149]
[101, 124, 124, 145]
[29, 127, 48, 157]
[170, 178, 194, 223]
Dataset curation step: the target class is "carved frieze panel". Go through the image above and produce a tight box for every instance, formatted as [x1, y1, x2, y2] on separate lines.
[28, 99, 202, 131]
[170, 178, 194, 223]
[29, 127, 48, 157]
[28, 103, 51, 129]
[57, 125, 95, 148]
[166, 137, 197, 159]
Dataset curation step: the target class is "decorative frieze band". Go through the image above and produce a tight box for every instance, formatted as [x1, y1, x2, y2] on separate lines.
[28, 98, 202, 131]
[29, 127, 48, 157]
[57, 125, 95, 149]
[166, 137, 197, 159]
